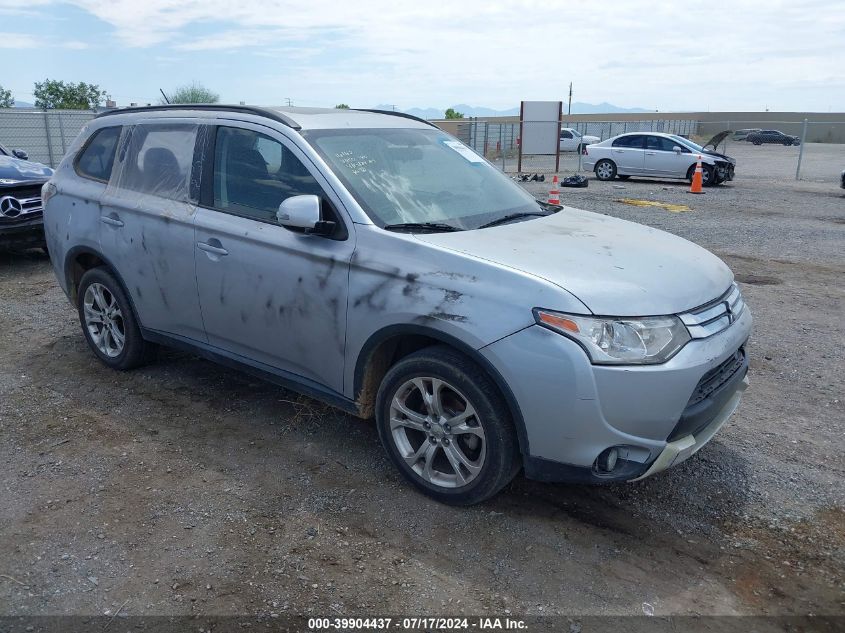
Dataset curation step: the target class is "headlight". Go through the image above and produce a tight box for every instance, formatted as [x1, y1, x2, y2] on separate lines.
[533, 309, 690, 365]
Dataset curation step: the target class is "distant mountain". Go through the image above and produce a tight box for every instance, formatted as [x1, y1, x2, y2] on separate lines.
[13, 100, 34, 108]
[377, 102, 650, 120]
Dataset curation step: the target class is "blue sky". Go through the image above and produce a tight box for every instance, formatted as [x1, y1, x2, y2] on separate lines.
[1, 0, 843, 112]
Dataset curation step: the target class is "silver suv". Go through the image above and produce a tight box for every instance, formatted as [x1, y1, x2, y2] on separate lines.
[42, 106, 751, 505]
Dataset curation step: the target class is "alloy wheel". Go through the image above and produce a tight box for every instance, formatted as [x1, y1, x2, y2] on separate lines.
[83, 282, 126, 358]
[389, 377, 486, 488]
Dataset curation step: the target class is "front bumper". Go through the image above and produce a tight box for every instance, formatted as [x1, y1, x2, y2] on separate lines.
[0, 215, 45, 249]
[480, 305, 752, 483]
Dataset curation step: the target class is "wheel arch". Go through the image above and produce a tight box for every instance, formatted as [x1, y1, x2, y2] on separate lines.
[353, 324, 530, 457]
[64, 246, 140, 319]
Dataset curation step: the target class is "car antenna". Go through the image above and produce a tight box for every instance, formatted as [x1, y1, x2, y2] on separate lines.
[159, 88, 170, 104]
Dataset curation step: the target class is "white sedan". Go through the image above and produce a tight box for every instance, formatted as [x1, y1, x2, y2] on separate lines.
[559, 128, 600, 152]
[582, 132, 736, 185]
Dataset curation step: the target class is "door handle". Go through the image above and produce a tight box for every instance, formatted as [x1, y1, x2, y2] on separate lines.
[197, 241, 229, 256]
[101, 216, 124, 227]
[645, 152, 656, 155]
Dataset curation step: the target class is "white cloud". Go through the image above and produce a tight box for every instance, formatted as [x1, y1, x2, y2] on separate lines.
[0, 31, 39, 48]
[2, 0, 844, 110]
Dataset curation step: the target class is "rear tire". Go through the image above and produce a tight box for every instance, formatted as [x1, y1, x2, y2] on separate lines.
[77, 267, 154, 370]
[594, 159, 617, 181]
[375, 345, 520, 505]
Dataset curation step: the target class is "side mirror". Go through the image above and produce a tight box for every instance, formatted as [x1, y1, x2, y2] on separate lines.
[672, 146, 682, 154]
[276, 194, 335, 236]
[12, 149, 28, 160]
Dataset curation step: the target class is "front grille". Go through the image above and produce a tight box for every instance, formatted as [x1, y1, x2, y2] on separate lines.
[0, 186, 44, 222]
[687, 347, 745, 407]
[667, 346, 748, 441]
[679, 283, 745, 339]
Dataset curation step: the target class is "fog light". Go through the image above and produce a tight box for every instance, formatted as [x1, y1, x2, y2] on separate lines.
[596, 447, 619, 473]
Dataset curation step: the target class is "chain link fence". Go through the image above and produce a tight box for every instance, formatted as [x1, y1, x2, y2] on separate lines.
[0, 109, 96, 168]
[452, 117, 844, 184]
[2, 109, 842, 184]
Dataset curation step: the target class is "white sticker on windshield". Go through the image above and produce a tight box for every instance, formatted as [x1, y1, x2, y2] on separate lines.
[443, 140, 484, 163]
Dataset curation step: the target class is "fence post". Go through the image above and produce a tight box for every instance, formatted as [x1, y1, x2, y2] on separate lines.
[42, 110, 55, 167]
[795, 118, 808, 180]
[57, 112, 67, 156]
[500, 124, 505, 171]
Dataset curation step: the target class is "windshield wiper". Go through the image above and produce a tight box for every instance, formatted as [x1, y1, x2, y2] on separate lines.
[383, 221, 462, 233]
[477, 211, 550, 229]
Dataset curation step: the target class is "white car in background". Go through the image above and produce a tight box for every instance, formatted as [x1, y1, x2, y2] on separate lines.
[582, 132, 736, 186]
[559, 128, 600, 152]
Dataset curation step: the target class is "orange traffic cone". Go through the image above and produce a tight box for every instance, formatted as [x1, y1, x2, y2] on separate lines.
[689, 156, 704, 194]
[548, 175, 560, 205]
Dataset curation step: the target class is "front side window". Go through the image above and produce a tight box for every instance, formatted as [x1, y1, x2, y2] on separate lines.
[212, 126, 324, 223]
[561, 131, 573, 139]
[646, 136, 679, 152]
[304, 128, 542, 229]
[76, 126, 121, 182]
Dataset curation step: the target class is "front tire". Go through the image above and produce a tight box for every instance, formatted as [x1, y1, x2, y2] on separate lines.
[594, 159, 617, 181]
[77, 267, 153, 370]
[375, 346, 520, 505]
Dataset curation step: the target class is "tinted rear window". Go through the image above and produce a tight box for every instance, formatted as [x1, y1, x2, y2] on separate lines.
[76, 126, 121, 182]
[612, 135, 644, 148]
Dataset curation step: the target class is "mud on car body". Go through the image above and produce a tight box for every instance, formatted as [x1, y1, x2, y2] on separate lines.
[43, 105, 751, 505]
[0, 142, 53, 250]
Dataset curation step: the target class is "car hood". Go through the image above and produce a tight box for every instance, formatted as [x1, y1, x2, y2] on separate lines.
[702, 130, 731, 150]
[414, 208, 733, 316]
[0, 155, 53, 184]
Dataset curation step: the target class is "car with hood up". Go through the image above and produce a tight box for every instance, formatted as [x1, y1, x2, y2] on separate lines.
[582, 131, 736, 186]
[0, 142, 54, 250]
[43, 105, 751, 505]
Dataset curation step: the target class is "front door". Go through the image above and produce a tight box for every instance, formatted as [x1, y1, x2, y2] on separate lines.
[193, 124, 354, 393]
[643, 135, 689, 177]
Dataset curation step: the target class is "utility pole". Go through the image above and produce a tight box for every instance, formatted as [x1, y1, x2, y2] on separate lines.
[285, 97, 293, 107]
[567, 82, 572, 116]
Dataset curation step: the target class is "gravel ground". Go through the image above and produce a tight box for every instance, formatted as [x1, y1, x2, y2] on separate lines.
[0, 160, 843, 623]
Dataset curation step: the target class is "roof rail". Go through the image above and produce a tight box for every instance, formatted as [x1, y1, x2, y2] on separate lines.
[351, 108, 438, 128]
[95, 104, 301, 130]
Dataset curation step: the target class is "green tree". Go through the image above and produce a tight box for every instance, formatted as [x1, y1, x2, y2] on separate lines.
[33, 79, 106, 109]
[0, 85, 13, 108]
[335, 103, 350, 109]
[444, 107, 464, 119]
[163, 82, 220, 104]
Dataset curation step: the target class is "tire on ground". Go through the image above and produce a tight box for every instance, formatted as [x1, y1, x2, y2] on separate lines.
[375, 345, 521, 505]
[77, 267, 154, 371]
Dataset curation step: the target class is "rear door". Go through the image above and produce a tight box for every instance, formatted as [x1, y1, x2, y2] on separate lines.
[611, 134, 645, 174]
[559, 129, 576, 152]
[193, 123, 354, 393]
[99, 121, 206, 341]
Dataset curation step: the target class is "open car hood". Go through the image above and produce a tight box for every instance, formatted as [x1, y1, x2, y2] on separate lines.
[702, 130, 731, 150]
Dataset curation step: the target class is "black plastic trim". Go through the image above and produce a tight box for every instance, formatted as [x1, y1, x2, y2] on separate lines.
[96, 105, 302, 131]
[523, 454, 649, 484]
[353, 323, 531, 456]
[668, 348, 748, 442]
[141, 328, 358, 415]
[350, 109, 439, 129]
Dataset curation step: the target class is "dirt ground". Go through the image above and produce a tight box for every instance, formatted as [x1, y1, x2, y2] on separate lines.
[0, 157, 843, 625]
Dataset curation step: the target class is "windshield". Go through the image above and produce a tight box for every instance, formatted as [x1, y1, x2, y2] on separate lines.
[671, 135, 704, 152]
[304, 128, 543, 229]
